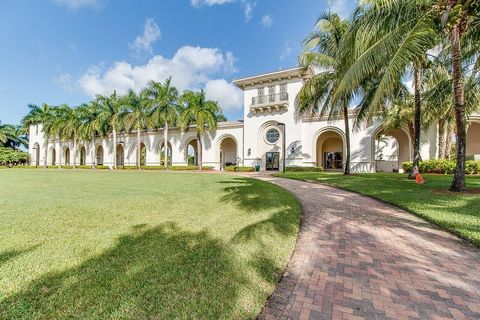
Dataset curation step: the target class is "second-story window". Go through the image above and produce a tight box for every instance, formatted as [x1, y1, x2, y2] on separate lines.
[257, 87, 265, 104]
[268, 85, 275, 102]
[280, 83, 287, 101]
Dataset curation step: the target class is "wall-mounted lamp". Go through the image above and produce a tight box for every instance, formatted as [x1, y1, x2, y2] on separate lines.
[290, 146, 295, 154]
[247, 148, 251, 156]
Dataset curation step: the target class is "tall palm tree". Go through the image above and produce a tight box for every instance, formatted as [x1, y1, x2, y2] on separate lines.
[78, 101, 104, 169]
[146, 77, 179, 170]
[122, 89, 151, 170]
[439, 0, 479, 191]
[179, 90, 221, 170]
[22, 103, 56, 167]
[97, 91, 123, 169]
[53, 104, 82, 169]
[334, 0, 479, 190]
[296, 12, 354, 174]
[0, 122, 27, 149]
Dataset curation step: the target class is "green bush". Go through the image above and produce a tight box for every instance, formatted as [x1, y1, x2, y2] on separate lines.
[0, 147, 29, 166]
[167, 165, 214, 171]
[466, 160, 480, 174]
[402, 161, 413, 173]
[225, 166, 255, 172]
[401, 159, 480, 175]
[285, 166, 324, 172]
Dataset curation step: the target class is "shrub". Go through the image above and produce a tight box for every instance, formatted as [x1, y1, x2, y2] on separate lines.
[225, 166, 255, 172]
[401, 159, 480, 175]
[167, 165, 214, 171]
[0, 147, 29, 167]
[466, 160, 480, 174]
[285, 166, 324, 172]
[402, 161, 413, 173]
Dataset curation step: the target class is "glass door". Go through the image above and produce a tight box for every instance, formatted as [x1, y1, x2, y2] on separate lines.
[323, 152, 343, 169]
[266, 152, 280, 171]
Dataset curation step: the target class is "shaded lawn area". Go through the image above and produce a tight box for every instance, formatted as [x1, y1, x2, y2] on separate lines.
[275, 172, 480, 247]
[0, 170, 300, 319]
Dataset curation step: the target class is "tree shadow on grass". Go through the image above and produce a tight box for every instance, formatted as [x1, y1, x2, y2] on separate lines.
[219, 178, 301, 286]
[0, 245, 39, 267]
[0, 223, 246, 319]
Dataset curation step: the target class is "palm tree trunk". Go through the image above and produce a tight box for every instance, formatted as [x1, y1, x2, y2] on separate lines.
[445, 129, 452, 160]
[408, 66, 422, 179]
[73, 133, 77, 169]
[438, 119, 446, 159]
[407, 122, 415, 160]
[91, 134, 96, 169]
[44, 137, 49, 168]
[196, 133, 202, 171]
[449, 25, 467, 192]
[164, 122, 169, 170]
[137, 127, 141, 170]
[113, 125, 117, 169]
[342, 103, 351, 175]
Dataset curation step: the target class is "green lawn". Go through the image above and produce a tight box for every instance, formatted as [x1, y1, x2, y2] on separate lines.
[276, 172, 480, 247]
[0, 169, 300, 319]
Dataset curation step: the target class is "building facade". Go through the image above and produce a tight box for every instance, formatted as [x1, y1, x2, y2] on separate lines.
[28, 67, 480, 172]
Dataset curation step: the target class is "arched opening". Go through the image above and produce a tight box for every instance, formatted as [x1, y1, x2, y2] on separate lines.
[79, 146, 86, 166]
[96, 145, 104, 165]
[467, 121, 480, 159]
[186, 139, 198, 166]
[140, 143, 146, 166]
[160, 141, 172, 166]
[316, 131, 344, 170]
[50, 148, 56, 166]
[116, 144, 124, 167]
[33, 143, 40, 167]
[372, 127, 411, 172]
[64, 147, 70, 166]
[219, 136, 237, 169]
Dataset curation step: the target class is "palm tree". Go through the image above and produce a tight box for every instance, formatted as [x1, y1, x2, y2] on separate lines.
[0, 122, 27, 149]
[179, 90, 221, 170]
[296, 12, 354, 174]
[122, 89, 151, 170]
[78, 101, 104, 169]
[440, 0, 479, 191]
[146, 78, 179, 170]
[97, 91, 123, 169]
[22, 103, 56, 167]
[53, 104, 82, 169]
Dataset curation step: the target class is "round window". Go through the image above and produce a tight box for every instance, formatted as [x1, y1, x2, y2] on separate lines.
[266, 128, 280, 144]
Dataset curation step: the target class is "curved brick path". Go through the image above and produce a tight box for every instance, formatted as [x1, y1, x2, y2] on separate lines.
[255, 176, 480, 320]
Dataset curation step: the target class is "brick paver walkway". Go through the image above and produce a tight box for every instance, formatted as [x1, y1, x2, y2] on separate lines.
[255, 176, 480, 320]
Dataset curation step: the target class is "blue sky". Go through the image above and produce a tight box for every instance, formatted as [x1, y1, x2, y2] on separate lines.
[0, 0, 356, 124]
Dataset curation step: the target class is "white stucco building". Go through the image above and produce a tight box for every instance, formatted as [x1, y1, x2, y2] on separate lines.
[28, 67, 480, 172]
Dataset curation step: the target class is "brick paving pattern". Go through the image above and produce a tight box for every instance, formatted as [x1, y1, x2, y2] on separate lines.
[255, 176, 480, 320]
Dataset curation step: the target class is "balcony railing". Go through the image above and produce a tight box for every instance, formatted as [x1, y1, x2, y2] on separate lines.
[251, 93, 288, 106]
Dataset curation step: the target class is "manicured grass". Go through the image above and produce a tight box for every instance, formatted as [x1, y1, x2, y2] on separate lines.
[275, 172, 480, 247]
[0, 169, 300, 319]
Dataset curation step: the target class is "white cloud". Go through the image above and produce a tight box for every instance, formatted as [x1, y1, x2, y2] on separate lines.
[261, 14, 273, 28]
[279, 41, 293, 61]
[204, 79, 242, 112]
[190, 0, 236, 7]
[244, 2, 254, 21]
[129, 18, 161, 57]
[77, 46, 242, 111]
[191, 0, 255, 22]
[51, 0, 102, 9]
[54, 73, 75, 92]
[328, 0, 357, 19]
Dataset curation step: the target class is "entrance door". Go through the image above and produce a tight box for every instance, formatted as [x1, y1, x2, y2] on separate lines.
[266, 152, 280, 171]
[324, 152, 343, 169]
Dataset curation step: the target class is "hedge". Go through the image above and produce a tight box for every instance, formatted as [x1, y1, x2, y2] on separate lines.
[225, 166, 255, 172]
[167, 165, 214, 171]
[285, 166, 324, 172]
[0, 147, 29, 167]
[402, 160, 480, 175]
